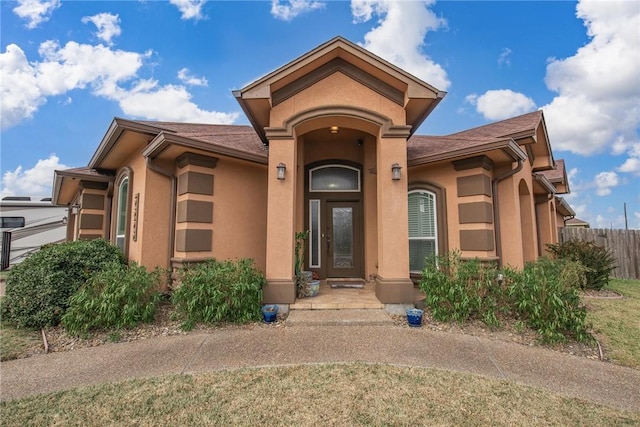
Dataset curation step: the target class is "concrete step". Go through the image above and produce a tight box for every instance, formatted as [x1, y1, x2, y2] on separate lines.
[285, 309, 395, 326]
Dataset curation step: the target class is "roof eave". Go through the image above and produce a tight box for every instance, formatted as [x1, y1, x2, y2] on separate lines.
[52, 169, 115, 205]
[534, 173, 557, 195]
[408, 138, 527, 167]
[143, 132, 268, 165]
[88, 118, 164, 168]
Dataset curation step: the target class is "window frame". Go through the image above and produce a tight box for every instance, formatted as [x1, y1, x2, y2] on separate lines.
[408, 189, 439, 273]
[112, 167, 133, 256]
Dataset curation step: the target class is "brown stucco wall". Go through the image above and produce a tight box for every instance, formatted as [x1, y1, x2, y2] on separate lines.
[271, 72, 406, 128]
[496, 163, 539, 269]
[210, 156, 267, 269]
[120, 153, 147, 266]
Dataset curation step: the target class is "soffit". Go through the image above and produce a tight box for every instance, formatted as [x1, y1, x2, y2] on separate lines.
[52, 167, 115, 205]
[97, 130, 152, 170]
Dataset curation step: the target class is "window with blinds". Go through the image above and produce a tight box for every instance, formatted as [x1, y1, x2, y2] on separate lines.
[408, 190, 437, 272]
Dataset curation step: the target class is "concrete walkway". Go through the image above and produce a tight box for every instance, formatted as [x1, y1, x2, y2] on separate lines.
[1, 310, 639, 412]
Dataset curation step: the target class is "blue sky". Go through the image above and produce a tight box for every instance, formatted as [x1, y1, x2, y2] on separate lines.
[1, 0, 639, 229]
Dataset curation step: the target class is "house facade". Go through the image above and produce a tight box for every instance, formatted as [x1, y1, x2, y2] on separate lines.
[52, 37, 574, 306]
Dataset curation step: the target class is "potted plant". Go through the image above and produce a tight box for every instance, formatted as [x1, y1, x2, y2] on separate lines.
[295, 231, 319, 297]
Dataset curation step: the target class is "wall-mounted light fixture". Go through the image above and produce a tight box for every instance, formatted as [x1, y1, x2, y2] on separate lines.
[276, 162, 286, 180]
[330, 126, 339, 134]
[70, 204, 80, 215]
[391, 163, 402, 181]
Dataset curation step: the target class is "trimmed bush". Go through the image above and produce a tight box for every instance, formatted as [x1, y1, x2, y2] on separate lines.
[546, 240, 615, 290]
[0, 239, 126, 328]
[171, 258, 264, 330]
[507, 257, 592, 343]
[62, 262, 163, 335]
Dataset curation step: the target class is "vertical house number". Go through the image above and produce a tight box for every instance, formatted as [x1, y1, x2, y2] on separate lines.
[132, 193, 139, 242]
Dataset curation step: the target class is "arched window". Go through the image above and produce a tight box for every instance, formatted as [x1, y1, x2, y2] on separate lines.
[408, 190, 438, 273]
[115, 176, 129, 252]
[309, 165, 360, 192]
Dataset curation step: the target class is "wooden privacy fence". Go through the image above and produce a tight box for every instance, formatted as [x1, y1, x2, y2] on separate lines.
[558, 228, 640, 280]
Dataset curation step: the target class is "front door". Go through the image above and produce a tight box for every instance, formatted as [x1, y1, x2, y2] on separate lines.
[326, 201, 362, 278]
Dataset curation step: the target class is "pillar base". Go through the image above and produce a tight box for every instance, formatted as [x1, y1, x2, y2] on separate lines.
[375, 276, 415, 304]
[263, 279, 296, 304]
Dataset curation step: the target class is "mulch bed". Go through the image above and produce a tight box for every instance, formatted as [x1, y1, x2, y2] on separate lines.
[12, 303, 600, 363]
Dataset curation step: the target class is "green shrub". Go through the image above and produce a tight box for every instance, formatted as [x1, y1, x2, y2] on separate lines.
[507, 257, 592, 343]
[0, 239, 126, 328]
[419, 251, 592, 344]
[171, 258, 264, 329]
[546, 240, 615, 290]
[62, 262, 163, 335]
[419, 251, 505, 328]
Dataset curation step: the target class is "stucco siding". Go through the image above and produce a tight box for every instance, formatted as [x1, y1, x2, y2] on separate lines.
[271, 72, 405, 127]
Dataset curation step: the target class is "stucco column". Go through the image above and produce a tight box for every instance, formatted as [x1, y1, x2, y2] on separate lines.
[264, 137, 297, 303]
[375, 134, 414, 303]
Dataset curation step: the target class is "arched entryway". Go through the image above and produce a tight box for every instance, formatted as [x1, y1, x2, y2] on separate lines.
[518, 179, 536, 263]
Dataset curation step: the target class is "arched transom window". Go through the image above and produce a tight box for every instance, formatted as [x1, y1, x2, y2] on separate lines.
[309, 165, 360, 192]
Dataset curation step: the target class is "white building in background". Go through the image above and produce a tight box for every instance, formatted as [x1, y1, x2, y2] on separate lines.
[0, 197, 68, 269]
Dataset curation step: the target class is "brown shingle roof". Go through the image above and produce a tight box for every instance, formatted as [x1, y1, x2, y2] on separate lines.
[132, 121, 267, 158]
[540, 159, 566, 182]
[55, 167, 114, 178]
[407, 135, 498, 161]
[448, 110, 542, 140]
[407, 111, 542, 162]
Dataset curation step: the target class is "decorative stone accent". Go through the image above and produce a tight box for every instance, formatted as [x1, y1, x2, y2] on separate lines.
[177, 200, 213, 223]
[175, 229, 212, 252]
[457, 174, 492, 197]
[459, 229, 495, 251]
[177, 172, 214, 196]
[458, 202, 493, 224]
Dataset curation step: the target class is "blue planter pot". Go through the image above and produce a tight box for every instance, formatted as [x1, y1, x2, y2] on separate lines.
[262, 305, 279, 323]
[406, 308, 424, 327]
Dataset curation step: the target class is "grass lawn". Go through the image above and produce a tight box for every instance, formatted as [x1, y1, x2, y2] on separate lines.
[585, 279, 640, 369]
[0, 321, 41, 361]
[2, 364, 638, 426]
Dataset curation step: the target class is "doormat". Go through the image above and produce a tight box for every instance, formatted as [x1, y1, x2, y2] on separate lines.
[327, 279, 365, 289]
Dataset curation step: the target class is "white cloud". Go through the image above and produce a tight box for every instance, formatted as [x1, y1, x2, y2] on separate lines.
[618, 157, 640, 175]
[542, 0, 640, 156]
[100, 78, 238, 124]
[177, 68, 208, 87]
[498, 48, 512, 67]
[0, 155, 70, 199]
[465, 89, 537, 121]
[13, 0, 60, 29]
[170, 0, 207, 20]
[352, 0, 450, 91]
[0, 40, 238, 129]
[0, 44, 44, 129]
[271, 0, 325, 21]
[594, 171, 619, 196]
[82, 13, 121, 45]
[634, 211, 640, 228]
[616, 142, 640, 176]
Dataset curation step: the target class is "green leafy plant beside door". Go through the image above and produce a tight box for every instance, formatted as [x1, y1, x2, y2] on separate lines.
[295, 230, 311, 297]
